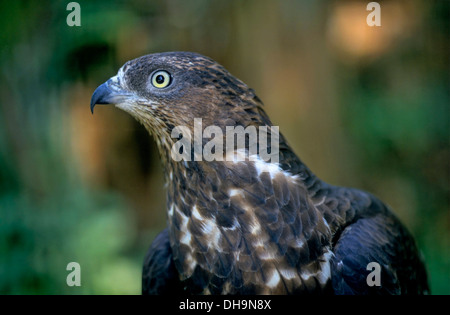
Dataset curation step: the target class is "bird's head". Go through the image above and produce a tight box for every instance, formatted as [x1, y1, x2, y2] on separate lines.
[91, 52, 270, 156]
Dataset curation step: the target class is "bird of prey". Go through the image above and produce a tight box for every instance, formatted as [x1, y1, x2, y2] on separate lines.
[90, 52, 429, 295]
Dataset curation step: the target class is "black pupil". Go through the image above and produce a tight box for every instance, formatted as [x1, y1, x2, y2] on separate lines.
[156, 74, 165, 84]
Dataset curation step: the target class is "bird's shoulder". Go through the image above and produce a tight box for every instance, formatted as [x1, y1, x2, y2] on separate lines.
[142, 229, 184, 295]
[314, 185, 430, 294]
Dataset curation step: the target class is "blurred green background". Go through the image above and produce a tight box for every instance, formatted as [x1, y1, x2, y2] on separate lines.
[0, 0, 448, 294]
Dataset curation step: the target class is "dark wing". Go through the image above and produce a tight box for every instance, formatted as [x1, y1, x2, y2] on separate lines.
[330, 196, 429, 295]
[142, 229, 184, 295]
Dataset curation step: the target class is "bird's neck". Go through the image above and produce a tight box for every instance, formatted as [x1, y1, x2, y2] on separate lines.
[161, 143, 330, 294]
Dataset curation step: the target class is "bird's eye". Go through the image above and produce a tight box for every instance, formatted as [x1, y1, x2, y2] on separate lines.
[151, 70, 171, 89]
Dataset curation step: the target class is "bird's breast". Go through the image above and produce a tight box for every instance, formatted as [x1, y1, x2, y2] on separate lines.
[165, 157, 334, 294]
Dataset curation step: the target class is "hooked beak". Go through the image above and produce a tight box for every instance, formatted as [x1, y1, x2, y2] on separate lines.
[90, 78, 133, 114]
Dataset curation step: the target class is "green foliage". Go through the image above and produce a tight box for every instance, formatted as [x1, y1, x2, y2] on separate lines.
[0, 190, 141, 294]
[0, 0, 143, 294]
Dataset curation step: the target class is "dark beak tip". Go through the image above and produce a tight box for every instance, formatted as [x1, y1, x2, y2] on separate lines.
[90, 82, 113, 114]
[90, 100, 96, 114]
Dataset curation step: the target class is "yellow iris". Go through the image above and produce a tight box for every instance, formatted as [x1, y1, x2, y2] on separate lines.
[151, 70, 171, 88]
